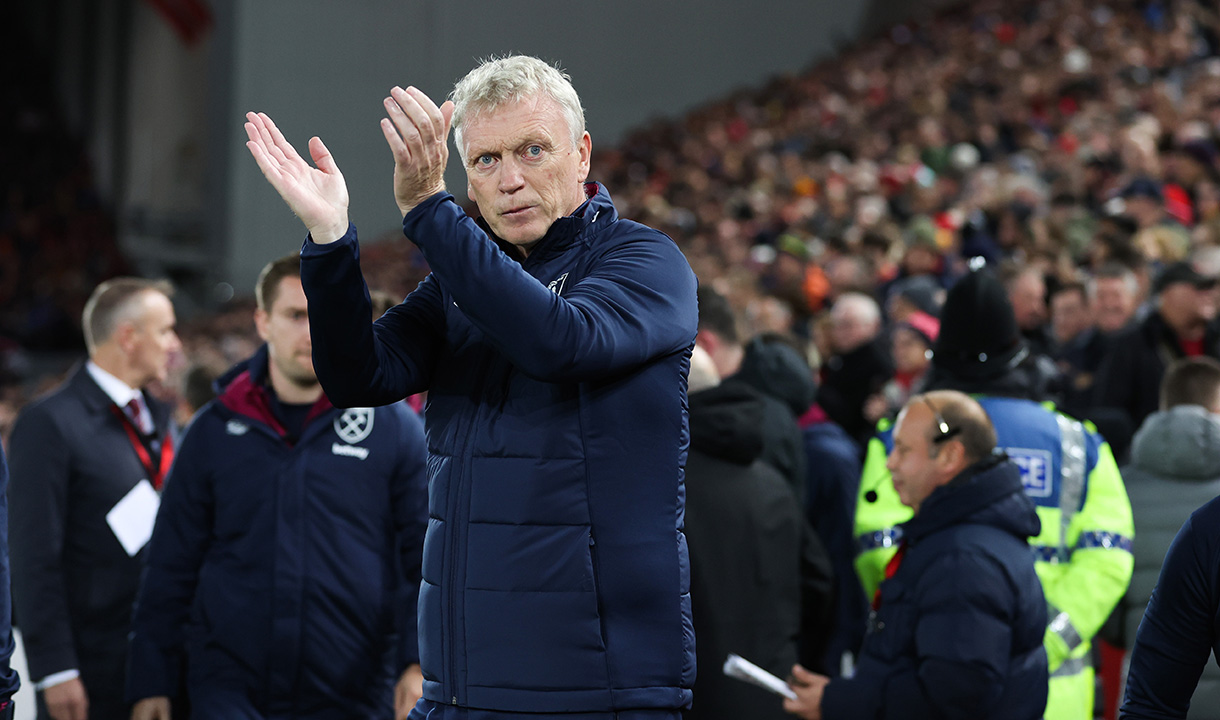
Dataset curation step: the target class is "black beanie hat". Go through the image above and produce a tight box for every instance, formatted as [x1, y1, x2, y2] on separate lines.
[931, 269, 1029, 380]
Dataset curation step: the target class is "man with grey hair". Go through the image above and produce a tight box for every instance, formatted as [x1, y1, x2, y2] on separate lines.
[9, 278, 181, 720]
[1087, 262, 1140, 336]
[817, 292, 892, 447]
[245, 55, 698, 719]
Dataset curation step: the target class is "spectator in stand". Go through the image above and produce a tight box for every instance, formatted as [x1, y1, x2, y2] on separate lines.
[1000, 263, 1052, 359]
[817, 292, 893, 448]
[884, 275, 944, 325]
[864, 311, 940, 426]
[682, 346, 831, 720]
[1123, 178, 1193, 265]
[1116, 357, 1220, 718]
[1093, 261, 1220, 457]
[1090, 262, 1142, 336]
[1049, 281, 1107, 417]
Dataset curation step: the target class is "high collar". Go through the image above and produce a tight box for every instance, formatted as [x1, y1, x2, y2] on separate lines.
[902, 454, 1041, 544]
[475, 182, 615, 264]
[215, 345, 332, 441]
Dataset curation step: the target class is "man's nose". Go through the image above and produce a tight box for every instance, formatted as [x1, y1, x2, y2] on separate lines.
[498, 157, 526, 193]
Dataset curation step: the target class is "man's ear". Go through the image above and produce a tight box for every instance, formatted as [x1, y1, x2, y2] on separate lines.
[113, 320, 138, 353]
[575, 131, 592, 183]
[931, 438, 957, 474]
[940, 439, 969, 475]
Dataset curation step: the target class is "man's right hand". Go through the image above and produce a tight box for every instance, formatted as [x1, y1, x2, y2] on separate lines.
[130, 696, 171, 720]
[42, 677, 88, 720]
[244, 112, 351, 244]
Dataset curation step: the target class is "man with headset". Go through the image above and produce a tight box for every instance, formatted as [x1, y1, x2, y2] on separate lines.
[854, 269, 1133, 720]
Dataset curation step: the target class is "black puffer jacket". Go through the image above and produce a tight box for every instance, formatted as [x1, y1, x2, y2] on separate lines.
[684, 382, 833, 720]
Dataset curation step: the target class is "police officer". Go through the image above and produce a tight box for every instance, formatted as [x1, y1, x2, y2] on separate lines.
[854, 269, 1134, 720]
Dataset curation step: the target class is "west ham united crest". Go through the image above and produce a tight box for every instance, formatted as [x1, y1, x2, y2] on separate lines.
[334, 408, 374, 443]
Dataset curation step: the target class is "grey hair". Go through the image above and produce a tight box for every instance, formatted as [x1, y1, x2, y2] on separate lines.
[450, 55, 585, 163]
[82, 277, 174, 354]
[831, 291, 882, 328]
[1086, 261, 1138, 301]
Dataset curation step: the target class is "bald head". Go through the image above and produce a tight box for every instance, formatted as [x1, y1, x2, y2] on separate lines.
[918, 390, 998, 463]
[887, 390, 998, 513]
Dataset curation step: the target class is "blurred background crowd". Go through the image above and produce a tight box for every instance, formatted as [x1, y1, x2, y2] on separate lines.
[7, 0, 1220, 717]
[5, 0, 1220, 457]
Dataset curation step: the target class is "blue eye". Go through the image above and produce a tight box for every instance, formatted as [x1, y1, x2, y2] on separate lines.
[476, 154, 495, 167]
[525, 145, 543, 157]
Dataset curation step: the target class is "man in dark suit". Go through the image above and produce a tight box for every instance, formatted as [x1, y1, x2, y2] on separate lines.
[0, 443, 22, 717]
[9, 278, 181, 720]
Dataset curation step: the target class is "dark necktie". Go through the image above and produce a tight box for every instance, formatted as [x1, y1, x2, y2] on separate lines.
[126, 395, 153, 436]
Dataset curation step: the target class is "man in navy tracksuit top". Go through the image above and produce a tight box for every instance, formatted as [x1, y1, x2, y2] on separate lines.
[245, 56, 698, 719]
[126, 255, 429, 719]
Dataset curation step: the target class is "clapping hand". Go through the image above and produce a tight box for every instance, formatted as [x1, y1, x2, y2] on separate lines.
[379, 86, 455, 217]
[244, 112, 350, 244]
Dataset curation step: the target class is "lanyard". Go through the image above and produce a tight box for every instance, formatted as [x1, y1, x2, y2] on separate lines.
[109, 404, 174, 490]
[871, 540, 907, 611]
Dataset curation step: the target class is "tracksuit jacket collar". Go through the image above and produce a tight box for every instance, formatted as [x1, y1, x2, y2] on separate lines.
[215, 344, 332, 442]
[475, 182, 612, 264]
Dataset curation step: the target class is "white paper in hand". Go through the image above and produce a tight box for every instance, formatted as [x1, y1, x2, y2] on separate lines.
[106, 479, 160, 556]
[722, 653, 798, 700]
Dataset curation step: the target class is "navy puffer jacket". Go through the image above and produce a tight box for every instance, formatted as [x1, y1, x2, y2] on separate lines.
[824, 456, 1048, 720]
[301, 184, 699, 714]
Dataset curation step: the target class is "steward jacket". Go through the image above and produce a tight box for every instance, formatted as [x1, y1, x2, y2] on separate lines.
[125, 347, 429, 717]
[826, 456, 1048, 720]
[855, 395, 1133, 720]
[300, 184, 699, 714]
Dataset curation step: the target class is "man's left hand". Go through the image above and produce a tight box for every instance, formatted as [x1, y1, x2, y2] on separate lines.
[395, 663, 424, 720]
[782, 664, 830, 720]
[381, 86, 454, 217]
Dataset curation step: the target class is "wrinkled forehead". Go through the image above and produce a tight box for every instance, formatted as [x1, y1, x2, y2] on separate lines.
[459, 93, 574, 155]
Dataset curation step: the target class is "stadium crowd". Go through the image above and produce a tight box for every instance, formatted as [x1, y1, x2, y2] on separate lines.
[5, 0, 1220, 717]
